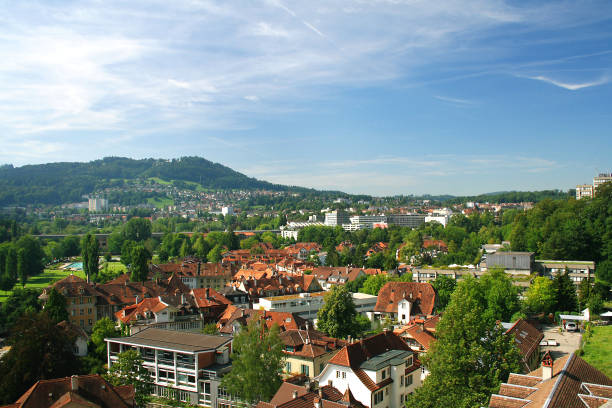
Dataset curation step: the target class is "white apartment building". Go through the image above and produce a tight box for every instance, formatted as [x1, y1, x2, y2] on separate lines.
[316, 332, 422, 408]
[253, 291, 377, 321]
[593, 173, 612, 189]
[349, 215, 387, 229]
[106, 328, 239, 407]
[424, 214, 450, 227]
[576, 173, 612, 200]
[576, 184, 594, 200]
[221, 206, 234, 216]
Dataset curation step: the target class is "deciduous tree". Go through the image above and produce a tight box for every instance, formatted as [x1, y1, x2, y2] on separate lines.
[105, 349, 153, 407]
[221, 318, 284, 403]
[317, 285, 362, 339]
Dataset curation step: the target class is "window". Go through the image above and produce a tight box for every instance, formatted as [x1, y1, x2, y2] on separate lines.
[406, 356, 413, 366]
[301, 365, 309, 376]
[406, 374, 413, 386]
[80, 309, 84, 315]
[88, 319, 92, 325]
[286, 362, 291, 372]
[385, 388, 389, 395]
[88, 308, 92, 314]
[382, 369, 386, 379]
[342, 372, 346, 379]
[374, 390, 384, 404]
[400, 375, 404, 386]
[80, 320, 84, 327]
[336, 371, 340, 378]
[400, 394, 404, 403]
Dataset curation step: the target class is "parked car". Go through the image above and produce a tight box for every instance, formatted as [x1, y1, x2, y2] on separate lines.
[565, 322, 578, 332]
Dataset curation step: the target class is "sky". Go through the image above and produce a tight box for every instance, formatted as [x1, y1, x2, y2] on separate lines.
[0, 0, 611, 196]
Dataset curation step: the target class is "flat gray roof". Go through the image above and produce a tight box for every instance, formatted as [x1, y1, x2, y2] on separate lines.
[360, 349, 412, 371]
[106, 328, 232, 353]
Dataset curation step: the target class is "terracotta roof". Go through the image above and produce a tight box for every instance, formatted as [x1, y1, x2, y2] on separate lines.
[218, 307, 307, 333]
[280, 329, 347, 358]
[505, 319, 544, 372]
[8, 374, 133, 408]
[327, 331, 412, 369]
[263, 383, 366, 408]
[490, 353, 612, 408]
[374, 282, 436, 315]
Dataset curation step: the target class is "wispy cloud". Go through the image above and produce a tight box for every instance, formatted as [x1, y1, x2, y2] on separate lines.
[524, 75, 609, 90]
[433, 95, 476, 106]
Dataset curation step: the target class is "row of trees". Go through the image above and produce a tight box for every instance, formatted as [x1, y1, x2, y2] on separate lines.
[0, 236, 45, 291]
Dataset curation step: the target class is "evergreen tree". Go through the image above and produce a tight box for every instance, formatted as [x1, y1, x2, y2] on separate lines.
[130, 245, 150, 282]
[17, 248, 27, 286]
[553, 269, 578, 312]
[221, 318, 284, 403]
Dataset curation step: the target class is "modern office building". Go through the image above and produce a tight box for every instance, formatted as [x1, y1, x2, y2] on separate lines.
[106, 328, 238, 407]
[324, 210, 350, 227]
[386, 214, 426, 228]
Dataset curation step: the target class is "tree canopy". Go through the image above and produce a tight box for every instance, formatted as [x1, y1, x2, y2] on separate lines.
[221, 318, 285, 403]
[317, 285, 365, 339]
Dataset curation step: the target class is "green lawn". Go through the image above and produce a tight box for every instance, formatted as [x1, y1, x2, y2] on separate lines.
[0, 268, 87, 303]
[147, 196, 175, 209]
[101, 261, 127, 275]
[582, 325, 612, 377]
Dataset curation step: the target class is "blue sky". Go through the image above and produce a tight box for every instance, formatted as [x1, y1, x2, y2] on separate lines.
[0, 0, 610, 196]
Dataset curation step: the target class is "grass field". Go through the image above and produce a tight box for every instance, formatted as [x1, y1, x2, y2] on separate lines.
[147, 196, 175, 209]
[582, 325, 612, 377]
[0, 267, 87, 303]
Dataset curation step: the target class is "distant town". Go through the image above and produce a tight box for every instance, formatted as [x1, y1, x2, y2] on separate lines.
[0, 168, 611, 408]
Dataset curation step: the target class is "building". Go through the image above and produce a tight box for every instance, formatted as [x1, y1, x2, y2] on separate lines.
[217, 306, 308, 334]
[374, 282, 437, 324]
[151, 261, 236, 290]
[41, 274, 99, 331]
[88, 197, 108, 212]
[386, 214, 426, 228]
[576, 184, 595, 200]
[576, 173, 612, 200]
[253, 291, 377, 321]
[412, 267, 483, 283]
[489, 351, 612, 407]
[221, 206, 234, 216]
[0, 374, 134, 408]
[280, 329, 348, 379]
[257, 382, 367, 408]
[503, 319, 543, 372]
[349, 215, 387, 229]
[106, 328, 234, 406]
[424, 214, 450, 227]
[536, 260, 595, 285]
[484, 252, 535, 276]
[324, 210, 350, 227]
[315, 331, 422, 408]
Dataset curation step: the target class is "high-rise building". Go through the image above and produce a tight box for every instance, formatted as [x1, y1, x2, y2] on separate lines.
[88, 197, 108, 212]
[576, 173, 612, 200]
[593, 173, 612, 189]
[576, 184, 594, 200]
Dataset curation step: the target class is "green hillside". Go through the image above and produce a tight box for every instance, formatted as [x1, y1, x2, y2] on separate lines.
[0, 157, 299, 206]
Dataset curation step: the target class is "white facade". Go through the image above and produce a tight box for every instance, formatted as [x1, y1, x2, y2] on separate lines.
[317, 352, 421, 407]
[387, 214, 426, 228]
[221, 206, 234, 216]
[424, 215, 450, 227]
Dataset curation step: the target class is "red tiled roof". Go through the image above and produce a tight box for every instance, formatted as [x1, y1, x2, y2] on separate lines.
[374, 282, 436, 315]
[10, 374, 133, 408]
[327, 331, 411, 369]
[504, 319, 543, 372]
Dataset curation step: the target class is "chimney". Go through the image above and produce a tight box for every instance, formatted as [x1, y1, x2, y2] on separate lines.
[292, 391, 298, 399]
[71, 375, 78, 391]
[542, 351, 553, 380]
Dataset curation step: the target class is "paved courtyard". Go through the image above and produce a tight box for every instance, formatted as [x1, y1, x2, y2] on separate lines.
[540, 323, 582, 359]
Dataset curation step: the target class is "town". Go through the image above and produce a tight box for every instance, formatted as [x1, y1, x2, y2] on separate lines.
[0, 169, 610, 408]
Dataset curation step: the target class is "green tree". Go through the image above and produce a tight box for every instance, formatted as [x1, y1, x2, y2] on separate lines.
[479, 268, 521, 322]
[105, 349, 153, 407]
[431, 275, 457, 311]
[360, 274, 397, 296]
[124, 217, 152, 242]
[130, 245, 151, 282]
[0, 312, 80, 404]
[120, 240, 137, 266]
[81, 234, 99, 283]
[4, 246, 17, 282]
[90, 317, 121, 358]
[193, 235, 210, 259]
[596, 260, 612, 285]
[405, 277, 522, 408]
[523, 277, 557, 315]
[17, 247, 27, 286]
[552, 270, 578, 312]
[44, 287, 69, 324]
[221, 319, 284, 403]
[207, 244, 223, 263]
[317, 285, 362, 339]
[201, 322, 218, 334]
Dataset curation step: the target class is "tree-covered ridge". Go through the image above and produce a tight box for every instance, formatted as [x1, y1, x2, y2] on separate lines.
[0, 156, 298, 206]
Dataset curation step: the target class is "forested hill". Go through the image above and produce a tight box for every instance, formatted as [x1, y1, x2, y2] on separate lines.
[0, 157, 299, 206]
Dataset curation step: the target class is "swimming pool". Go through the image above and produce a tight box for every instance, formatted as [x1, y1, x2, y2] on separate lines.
[66, 262, 83, 270]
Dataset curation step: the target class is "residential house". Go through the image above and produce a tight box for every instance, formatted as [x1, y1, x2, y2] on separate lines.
[257, 382, 367, 408]
[40, 274, 99, 331]
[57, 320, 89, 357]
[151, 261, 236, 290]
[0, 374, 134, 408]
[280, 329, 348, 379]
[374, 282, 437, 324]
[316, 331, 422, 408]
[536, 260, 596, 286]
[312, 267, 366, 291]
[106, 328, 235, 407]
[504, 319, 544, 373]
[365, 242, 389, 259]
[489, 351, 612, 407]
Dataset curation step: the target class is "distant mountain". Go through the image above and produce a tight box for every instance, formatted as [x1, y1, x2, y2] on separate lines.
[0, 157, 305, 206]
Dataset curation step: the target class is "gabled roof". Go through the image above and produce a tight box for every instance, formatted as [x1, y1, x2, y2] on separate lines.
[327, 331, 412, 370]
[261, 382, 366, 408]
[218, 307, 307, 333]
[490, 353, 612, 408]
[279, 329, 348, 358]
[7, 374, 133, 408]
[374, 282, 436, 315]
[504, 319, 544, 372]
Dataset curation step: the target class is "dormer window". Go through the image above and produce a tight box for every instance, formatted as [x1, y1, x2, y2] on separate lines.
[406, 356, 413, 366]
